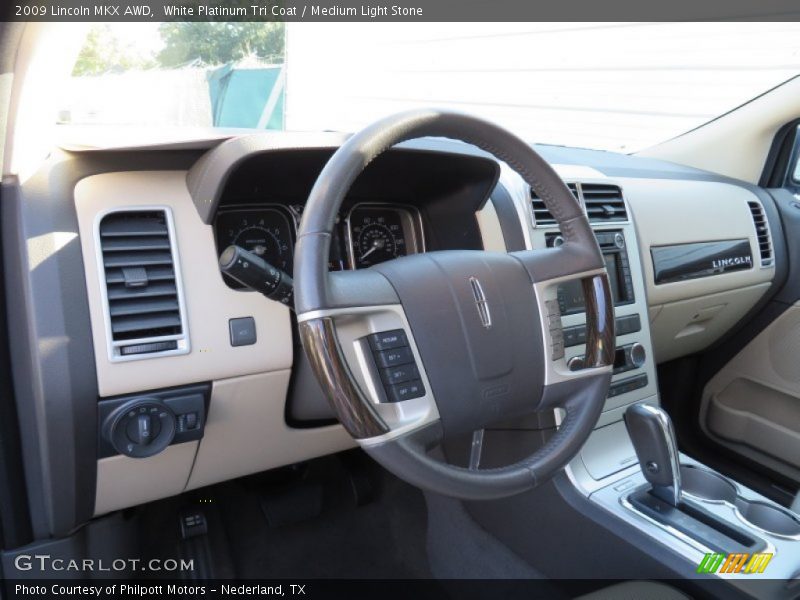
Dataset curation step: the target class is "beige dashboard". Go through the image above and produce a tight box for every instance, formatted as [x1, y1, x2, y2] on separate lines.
[620, 177, 774, 363]
[75, 171, 354, 516]
[75, 165, 776, 516]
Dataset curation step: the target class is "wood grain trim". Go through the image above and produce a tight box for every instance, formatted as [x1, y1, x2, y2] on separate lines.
[298, 317, 389, 439]
[582, 274, 616, 368]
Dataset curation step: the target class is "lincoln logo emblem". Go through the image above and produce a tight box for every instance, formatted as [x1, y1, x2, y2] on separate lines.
[469, 277, 492, 329]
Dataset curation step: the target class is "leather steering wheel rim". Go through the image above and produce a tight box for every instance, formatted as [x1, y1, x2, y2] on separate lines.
[295, 109, 614, 500]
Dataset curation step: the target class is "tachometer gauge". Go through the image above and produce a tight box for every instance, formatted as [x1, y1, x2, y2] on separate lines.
[215, 208, 294, 288]
[348, 206, 422, 269]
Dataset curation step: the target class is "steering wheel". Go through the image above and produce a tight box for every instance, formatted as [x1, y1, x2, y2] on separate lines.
[295, 110, 614, 500]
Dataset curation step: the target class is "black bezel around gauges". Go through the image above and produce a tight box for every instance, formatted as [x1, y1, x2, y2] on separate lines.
[345, 204, 425, 269]
[214, 205, 295, 289]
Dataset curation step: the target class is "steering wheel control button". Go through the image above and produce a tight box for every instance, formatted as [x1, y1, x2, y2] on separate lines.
[544, 299, 565, 360]
[551, 338, 565, 361]
[229, 317, 257, 347]
[386, 380, 426, 403]
[368, 329, 408, 351]
[380, 363, 420, 386]
[375, 346, 414, 368]
[363, 329, 426, 403]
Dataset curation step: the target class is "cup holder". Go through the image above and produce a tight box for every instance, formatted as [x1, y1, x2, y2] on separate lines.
[680, 464, 800, 538]
[680, 464, 738, 504]
[736, 501, 800, 538]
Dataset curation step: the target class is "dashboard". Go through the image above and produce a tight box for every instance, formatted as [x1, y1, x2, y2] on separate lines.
[9, 131, 786, 537]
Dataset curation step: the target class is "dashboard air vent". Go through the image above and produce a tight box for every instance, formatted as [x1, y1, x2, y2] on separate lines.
[748, 200, 773, 267]
[531, 183, 578, 226]
[98, 209, 189, 360]
[582, 184, 628, 223]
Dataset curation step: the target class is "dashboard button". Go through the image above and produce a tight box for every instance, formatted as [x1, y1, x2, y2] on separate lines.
[563, 327, 579, 346]
[381, 363, 420, 386]
[375, 346, 414, 368]
[368, 329, 408, 351]
[386, 380, 426, 402]
[229, 317, 257, 347]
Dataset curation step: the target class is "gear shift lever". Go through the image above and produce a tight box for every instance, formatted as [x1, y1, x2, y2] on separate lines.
[624, 404, 682, 506]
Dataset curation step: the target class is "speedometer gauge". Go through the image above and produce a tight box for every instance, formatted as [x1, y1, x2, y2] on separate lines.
[356, 222, 401, 266]
[215, 207, 294, 288]
[347, 205, 423, 269]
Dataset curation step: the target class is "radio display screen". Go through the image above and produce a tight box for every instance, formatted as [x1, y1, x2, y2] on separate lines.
[558, 252, 625, 314]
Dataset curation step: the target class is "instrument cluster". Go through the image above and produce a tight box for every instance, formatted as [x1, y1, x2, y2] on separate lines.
[215, 203, 424, 285]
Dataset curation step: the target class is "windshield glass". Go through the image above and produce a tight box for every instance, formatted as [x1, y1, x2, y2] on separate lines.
[62, 22, 800, 152]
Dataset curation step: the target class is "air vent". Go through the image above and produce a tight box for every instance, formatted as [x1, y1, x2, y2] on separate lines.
[748, 200, 773, 267]
[97, 208, 189, 360]
[531, 183, 578, 226]
[582, 184, 628, 223]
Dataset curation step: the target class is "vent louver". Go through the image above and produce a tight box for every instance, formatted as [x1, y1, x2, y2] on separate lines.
[748, 201, 773, 267]
[531, 183, 578, 226]
[98, 209, 189, 360]
[582, 184, 628, 223]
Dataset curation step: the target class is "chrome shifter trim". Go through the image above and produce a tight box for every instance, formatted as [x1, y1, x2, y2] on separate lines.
[641, 404, 682, 506]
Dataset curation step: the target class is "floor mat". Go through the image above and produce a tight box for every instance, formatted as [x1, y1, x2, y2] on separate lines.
[141, 451, 432, 579]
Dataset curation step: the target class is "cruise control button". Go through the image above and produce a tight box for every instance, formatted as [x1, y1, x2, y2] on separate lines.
[375, 346, 414, 368]
[368, 329, 408, 351]
[386, 380, 425, 402]
[381, 363, 419, 386]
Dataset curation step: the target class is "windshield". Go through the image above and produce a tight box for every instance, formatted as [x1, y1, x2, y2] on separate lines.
[62, 22, 800, 153]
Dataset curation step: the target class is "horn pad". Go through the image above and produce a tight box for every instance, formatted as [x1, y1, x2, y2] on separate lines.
[374, 251, 546, 437]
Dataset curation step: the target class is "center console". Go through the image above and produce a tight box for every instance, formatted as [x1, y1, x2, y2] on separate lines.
[521, 178, 658, 447]
[511, 172, 800, 590]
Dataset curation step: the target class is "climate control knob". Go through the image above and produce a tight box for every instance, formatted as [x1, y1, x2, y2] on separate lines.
[630, 342, 647, 369]
[567, 356, 586, 372]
